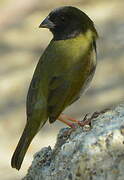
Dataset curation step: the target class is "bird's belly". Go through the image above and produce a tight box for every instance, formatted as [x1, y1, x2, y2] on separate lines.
[79, 68, 95, 96]
[69, 66, 95, 105]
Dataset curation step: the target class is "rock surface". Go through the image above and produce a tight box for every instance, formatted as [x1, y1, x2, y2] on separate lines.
[23, 104, 124, 180]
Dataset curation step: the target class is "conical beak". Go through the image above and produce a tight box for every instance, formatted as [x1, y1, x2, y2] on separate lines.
[39, 16, 55, 29]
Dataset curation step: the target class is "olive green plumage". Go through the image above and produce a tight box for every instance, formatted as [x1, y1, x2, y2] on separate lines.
[11, 6, 98, 170]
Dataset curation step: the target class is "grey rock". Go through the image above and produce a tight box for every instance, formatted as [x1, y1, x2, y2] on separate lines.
[23, 104, 124, 180]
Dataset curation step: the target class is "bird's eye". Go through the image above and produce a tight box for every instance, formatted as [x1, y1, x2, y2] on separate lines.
[60, 16, 65, 21]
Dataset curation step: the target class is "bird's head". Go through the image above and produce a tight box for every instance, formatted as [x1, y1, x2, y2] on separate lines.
[39, 6, 98, 40]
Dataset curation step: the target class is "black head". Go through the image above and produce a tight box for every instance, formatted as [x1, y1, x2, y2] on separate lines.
[39, 6, 97, 40]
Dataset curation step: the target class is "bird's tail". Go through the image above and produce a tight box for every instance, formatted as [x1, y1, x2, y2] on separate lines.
[11, 123, 37, 170]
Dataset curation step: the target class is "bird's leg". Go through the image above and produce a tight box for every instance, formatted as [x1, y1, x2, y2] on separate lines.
[58, 114, 91, 128]
[61, 114, 91, 127]
[58, 112, 101, 128]
[61, 114, 79, 123]
[57, 115, 77, 128]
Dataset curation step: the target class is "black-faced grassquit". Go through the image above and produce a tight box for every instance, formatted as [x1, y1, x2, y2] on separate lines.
[11, 6, 98, 170]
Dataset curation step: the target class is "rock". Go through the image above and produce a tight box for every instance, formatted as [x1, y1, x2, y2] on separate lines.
[23, 104, 124, 180]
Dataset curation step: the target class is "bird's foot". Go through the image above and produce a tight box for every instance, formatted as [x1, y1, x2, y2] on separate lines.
[78, 108, 110, 127]
[78, 112, 98, 127]
[78, 113, 91, 127]
[58, 113, 93, 128]
[58, 108, 110, 128]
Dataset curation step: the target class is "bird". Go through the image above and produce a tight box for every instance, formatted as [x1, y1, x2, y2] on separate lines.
[11, 6, 98, 170]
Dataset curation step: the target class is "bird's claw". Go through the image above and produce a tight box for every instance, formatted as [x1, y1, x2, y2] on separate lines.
[78, 108, 110, 128]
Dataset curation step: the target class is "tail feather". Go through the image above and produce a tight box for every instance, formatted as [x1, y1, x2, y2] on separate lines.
[11, 124, 35, 170]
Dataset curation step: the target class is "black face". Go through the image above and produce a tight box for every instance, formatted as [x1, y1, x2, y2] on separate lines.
[49, 8, 81, 37]
[40, 6, 95, 40]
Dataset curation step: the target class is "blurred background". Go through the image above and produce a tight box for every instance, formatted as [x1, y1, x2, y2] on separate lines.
[0, 0, 124, 179]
